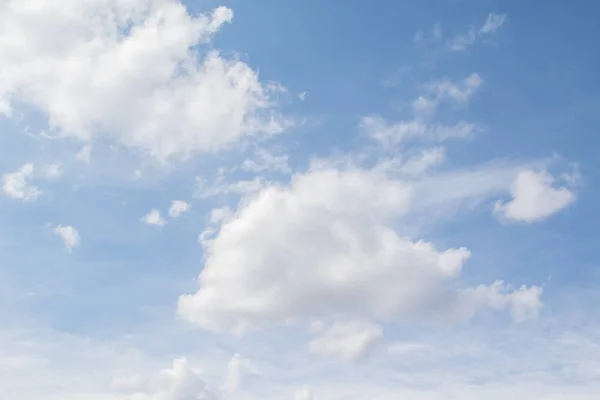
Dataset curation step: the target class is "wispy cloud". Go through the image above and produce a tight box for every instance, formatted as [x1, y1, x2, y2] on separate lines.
[447, 13, 508, 52]
[480, 13, 508, 34]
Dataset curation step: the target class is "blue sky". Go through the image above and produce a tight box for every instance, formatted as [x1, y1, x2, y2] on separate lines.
[1, 1, 599, 399]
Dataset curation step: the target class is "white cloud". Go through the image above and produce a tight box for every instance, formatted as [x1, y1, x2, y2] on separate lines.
[398, 147, 446, 176]
[447, 27, 478, 52]
[221, 354, 250, 393]
[54, 225, 81, 251]
[142, 209, 167, 227]
[360, 116, 476, 148]
[309, 320, 383, 362]
[494, 170, 576, 222]
[362, 73, 481, 148]
[0, 1, 287, 162]
[168, 200, 191, 218]
[461, 280, 543, 322]
[412, 73, 483, 117]
[410, 161, 545, 215]
[480, 13, 508, 34]
[293, 387, 313, 400]
[194, 175, 268, 199]
[125, 357, 215, 400]
[113, 355, 254, 400]
[209, 206, 233, 225]
[412, 95, 437, 117]
[178, 164, 541, 333]
[2, 163, 40, 201]
[429, 73, 483, 106]
[0, 3, 590, 399]
[298, 91, 308, 101]
[242, 149, 291, 174]
[448, 13, 507, 52]
[0, 96, 11, 116]
[360, 116, 424, 146]
[198, 227, 216, 248]
[227, 178, 267, 197]
[4, 322, 600, 400]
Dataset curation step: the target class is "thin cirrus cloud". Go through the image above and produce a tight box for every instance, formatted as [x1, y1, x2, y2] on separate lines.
[415, 13, 508, 52]
[242, 148, 291, 174]
[447, 13, 508, 52]
[360, 73, 482, 149]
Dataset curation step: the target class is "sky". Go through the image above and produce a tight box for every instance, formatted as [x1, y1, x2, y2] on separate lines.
[1, 0, 600, 399]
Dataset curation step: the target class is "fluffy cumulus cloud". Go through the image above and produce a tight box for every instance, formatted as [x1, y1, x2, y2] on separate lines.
[221, 354, 250, 393]
[178, 164, 542, 334]
[0, 0, 287, 161]
[142, 209, 167, 227]
[112, 355, 253, 400]
[465, 280, 543, 322]
[169, 200, 191, 218]
[54, 225, 81, 251]
[494, 170, 576, 222]
[2, 163, 40, 201]
[124, 358, 216, 400]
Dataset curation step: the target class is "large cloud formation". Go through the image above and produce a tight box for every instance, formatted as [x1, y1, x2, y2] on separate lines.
[178, 164, 542, 333]
[0, 0, 286, 161]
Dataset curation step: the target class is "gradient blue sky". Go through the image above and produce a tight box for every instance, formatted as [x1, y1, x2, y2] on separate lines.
[1, 1, 599, 399]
